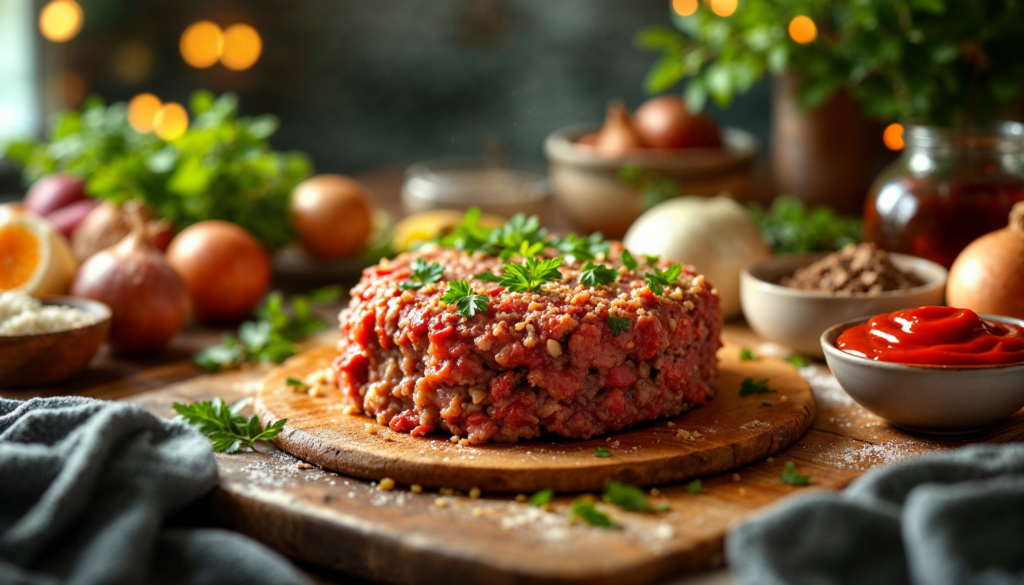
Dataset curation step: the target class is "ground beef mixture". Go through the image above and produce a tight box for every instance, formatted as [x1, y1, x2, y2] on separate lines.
[782, 243, 925, 295]
[333, 244, 722, 443]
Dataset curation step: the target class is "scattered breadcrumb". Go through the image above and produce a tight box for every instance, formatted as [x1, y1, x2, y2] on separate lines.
[411, 484, 423, 494]
[378, 478, 395, 490]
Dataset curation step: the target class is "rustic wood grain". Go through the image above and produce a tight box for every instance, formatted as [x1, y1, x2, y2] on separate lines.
[255, 341, 815, 493]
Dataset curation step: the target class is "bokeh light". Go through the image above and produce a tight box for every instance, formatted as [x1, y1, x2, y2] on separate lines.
[710, 0, 738, 17]
[39, 0, 83, 43]
[883, 123, 905, 151]
[128, 94, 162, 133]
[112, 41, 154, 84]
[673, 0, 699, 17]
[180, 21, 224, 69]
[788, 16, 817, 44]
[221, 24, 262, 71]
[153, 103, 189, 140]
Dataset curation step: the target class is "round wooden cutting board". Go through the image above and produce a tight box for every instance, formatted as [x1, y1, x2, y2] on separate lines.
[256, 341, 814, 493]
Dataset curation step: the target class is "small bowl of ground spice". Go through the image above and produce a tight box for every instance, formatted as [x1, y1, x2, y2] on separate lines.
[740, 244, 948, 358]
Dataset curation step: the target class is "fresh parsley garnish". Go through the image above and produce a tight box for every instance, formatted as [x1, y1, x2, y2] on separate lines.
[644, 264, 683, 296]
[594, 447, 612, 458]
[603, 479, 669, 512]
[786, 354, 811, 368]
[580, 262, 618, 287]
[621, 249, 640, 270]
[552, 232, 609, 263]
[472, 270, 503, 283]
[644, 255, 660, 266]
[491, 213, 549, 260]
[285, 377, 305, 388]
[435, 206, 495, 253]
[529, 488, 554, 506]
[173, 397, 286, 454]
[399, 258, 444, 290]
[780, 461, 810, 486]
[739, 347, 760, 360]
[193, 287, 340, 372]
[440, 280, 489, 318]
[740, 378, 777, 396]
[762, 401, 773, 407]
[500, 257, 563, 293]
[568, 499, 617, 528]
[688, 479, 702, 495]
[607, 316, 631, 338]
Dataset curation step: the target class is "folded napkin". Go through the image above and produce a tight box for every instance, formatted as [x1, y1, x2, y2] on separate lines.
[0, 396, 311, 585]
[726, 443, 1024, 585]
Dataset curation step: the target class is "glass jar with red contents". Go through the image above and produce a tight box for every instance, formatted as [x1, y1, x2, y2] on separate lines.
[863, 122, 1024, 268]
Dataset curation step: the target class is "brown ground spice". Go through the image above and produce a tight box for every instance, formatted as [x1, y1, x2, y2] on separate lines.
[782, 243, 925, 295]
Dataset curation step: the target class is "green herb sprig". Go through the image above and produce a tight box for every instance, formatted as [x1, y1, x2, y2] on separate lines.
[780, 461, 810, 486]
[621, 249, 640, 270]
[739, 347, 760, 361]
[603, 480, 669, 512]
[580, 262, 619, 287]
[440, 280, 489, 318]
[194, 286, 341, 372]
[739, 378, 777, 396]
[607, 316, 631, 338]
[400, 258, 444, 290]
[173, 398, 286, 454]
[644, 264, 683, 296]
[748, 197, 862, 255]
[500, 257, 563, 293]
[568, 500, 617, 528]
[785, 354, 811, 368]
[530, 489, 555, 506]
[594, 447, 612, 458]
[688, 479, 702, 494]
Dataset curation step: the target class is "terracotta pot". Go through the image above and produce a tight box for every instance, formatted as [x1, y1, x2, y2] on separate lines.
[771, 72, 891, 215]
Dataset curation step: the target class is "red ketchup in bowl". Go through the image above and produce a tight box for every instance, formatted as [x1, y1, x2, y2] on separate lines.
[836, 306, 1024, 366]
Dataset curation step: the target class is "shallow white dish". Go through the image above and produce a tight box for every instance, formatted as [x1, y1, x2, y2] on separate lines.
[741, 252, 948, 358]
[821, 315, 1024, 434]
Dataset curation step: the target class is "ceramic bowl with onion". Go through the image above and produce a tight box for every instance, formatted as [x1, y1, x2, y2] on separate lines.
[0, 296, 111, 388]
[543, 123, 758, 238]
[740, 252, 948, 358]
[821, 315, 1024, 434]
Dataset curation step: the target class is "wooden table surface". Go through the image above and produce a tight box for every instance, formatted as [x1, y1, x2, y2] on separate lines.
[4, 170, 1022, 584]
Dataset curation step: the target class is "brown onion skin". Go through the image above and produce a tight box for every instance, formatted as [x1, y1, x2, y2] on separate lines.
[290, 175, 373, 259]
[166, 221, 271, 323]
[594, 102, 646, 158]
[634, 95, 723, 149]
[71, 231, 189, 354]
[947, 202, 1024, 319]
[72, 201, 174, 262]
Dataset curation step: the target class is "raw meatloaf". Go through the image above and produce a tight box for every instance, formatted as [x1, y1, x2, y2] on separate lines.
[334, 245, 721, 443]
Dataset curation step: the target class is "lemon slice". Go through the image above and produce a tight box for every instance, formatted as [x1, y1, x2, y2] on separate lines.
[0, 215, 77, 295]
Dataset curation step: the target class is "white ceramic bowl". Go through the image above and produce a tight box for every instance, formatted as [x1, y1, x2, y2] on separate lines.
[740, 253, 948, 358]
[821, 315, 1024, 434]
[543, 123, 758, 238]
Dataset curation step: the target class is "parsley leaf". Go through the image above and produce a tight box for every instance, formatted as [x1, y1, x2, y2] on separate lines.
[552, 232, 609, 263]
[440, 280, 489, 318]
[688, 479, 702, 495]
[500, 257, 563, 293]
[739, 347, 760, 361]
[780, 461, 810, 486]
[603, 479, 669, 512]
[594, 447, 612, 458]
[740, 378, 777, 396]
[580, 262, 618, 287]
[621, 249, 640, 270]
[472, 270, 503, 283]
[607, 316, 631, 338]
[399, 258, 444, 290]
[492, 213, 548, 260]
[568, 499, 617, 528]
[643, 264, 683, 296]
[436, 206, 495, 253]
[644, 254, 660, 266]
[786, 354, 811, 368]
[530, 488, 554, 506]
[285, 377, 306, 388]
[173, 397, 286, 454]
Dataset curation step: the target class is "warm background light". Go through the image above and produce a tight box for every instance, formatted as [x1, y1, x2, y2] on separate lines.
[153, 103, 189, 140]
[788, 15, 817, 44]
[128, 94, 162, 133]
[180, 21, 224, 69]
[112, 41, 155, 84]
[710, 0, 738, 17]
[883, 123, 905, 150]
[673, 0, 699, 17]
[221, 24, 262, 71]
[39, 0, 83, 43]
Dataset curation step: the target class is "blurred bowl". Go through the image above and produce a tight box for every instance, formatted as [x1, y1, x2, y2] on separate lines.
[543, 123, 757, 238]
[0, 296, 111, 388]
[822, 315, 1024, 434]
[740, 252, 948, 358]
[401, 158, 549, 219]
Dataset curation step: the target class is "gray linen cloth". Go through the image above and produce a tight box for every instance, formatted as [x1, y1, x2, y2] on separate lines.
[726, 444, 1024, 585]
[0, 396, 311, 585]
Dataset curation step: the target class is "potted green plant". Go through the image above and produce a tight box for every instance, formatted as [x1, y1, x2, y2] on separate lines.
[637, 0, 1024, 213]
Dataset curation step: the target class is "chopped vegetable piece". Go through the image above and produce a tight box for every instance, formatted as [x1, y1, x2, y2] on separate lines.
[603, 479, 669, 512]
[740, 378, 777, 396]
[607, 316, 631, 338]
[780, 461, 810, 486]
[621, 249, 640, 270]
[594, 447, 612, 458]
[739, 347, 760, 360]
[785, 354, 810, 368]
[762, 401, 773, 407]
[440, 280, 489, 319]
[688, 479, 702, 495]
[568, 500, 617, 527]
[285, 377, 305, 388]
[529, 488, 554, 506]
